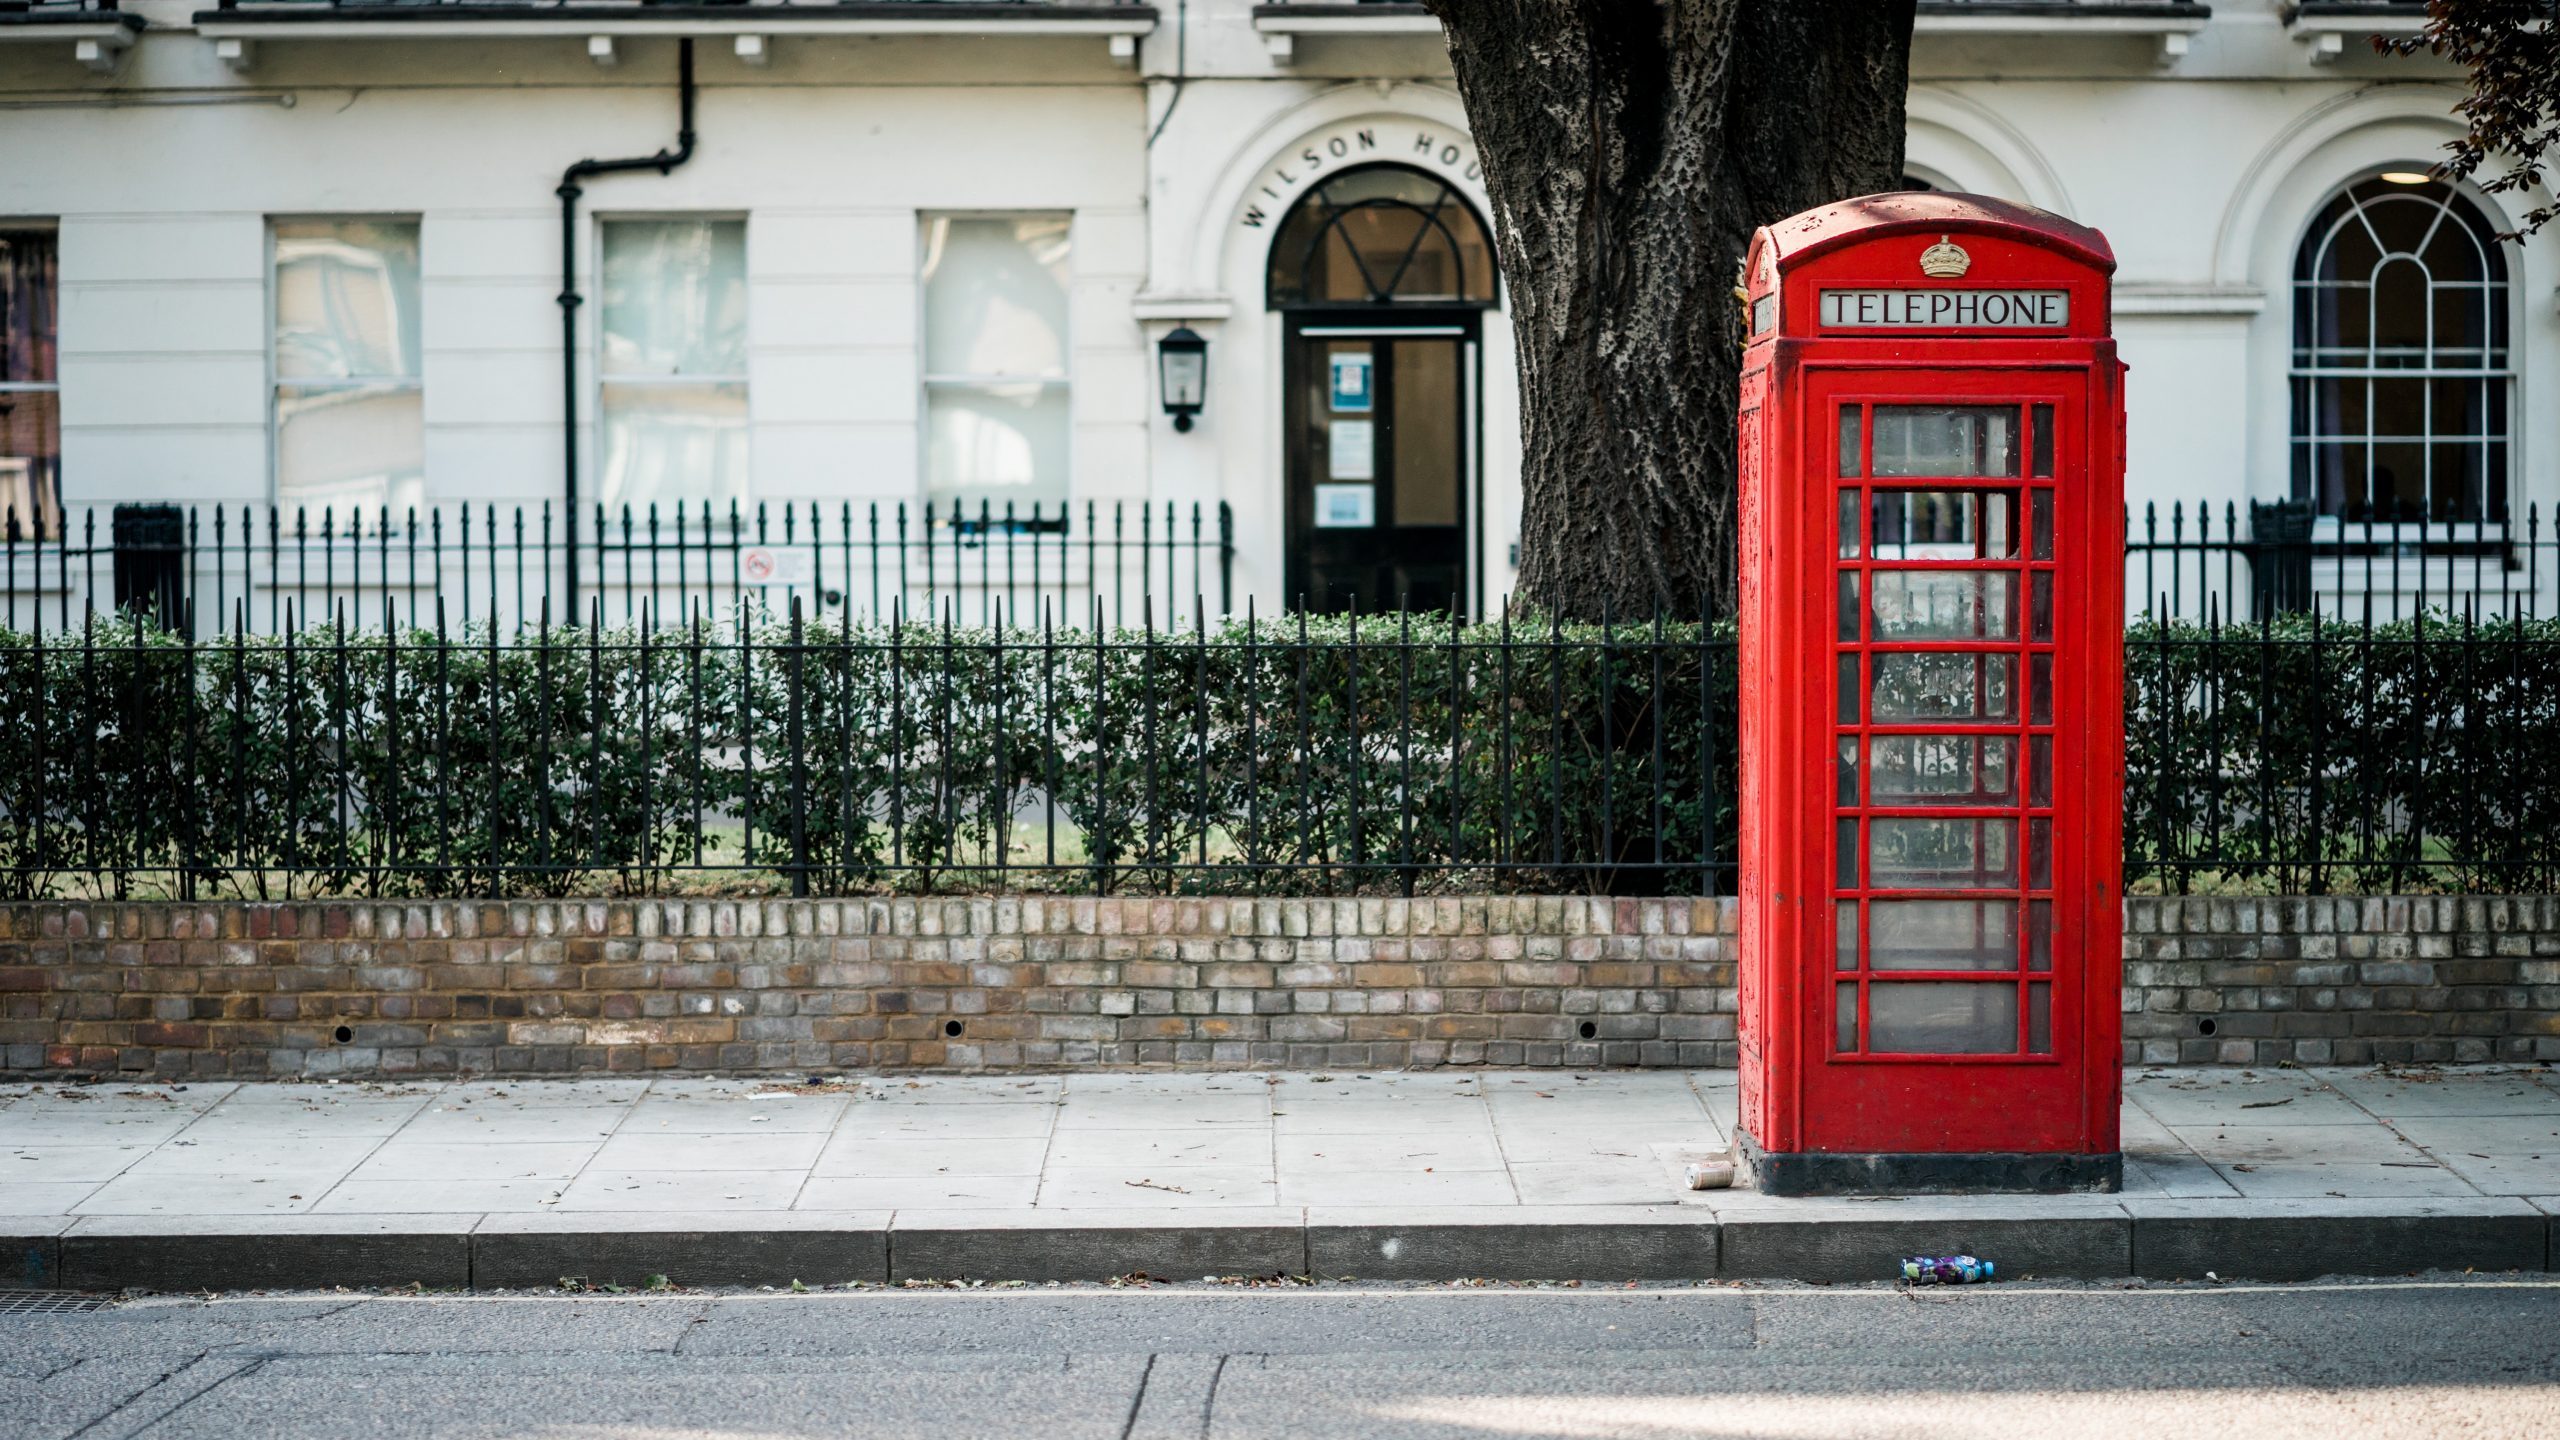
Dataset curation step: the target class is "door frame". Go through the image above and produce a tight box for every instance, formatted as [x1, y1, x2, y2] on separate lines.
[1278, 307, 1485, 616]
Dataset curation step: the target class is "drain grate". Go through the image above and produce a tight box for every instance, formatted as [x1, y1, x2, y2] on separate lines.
[0, 1291, 114, 1316]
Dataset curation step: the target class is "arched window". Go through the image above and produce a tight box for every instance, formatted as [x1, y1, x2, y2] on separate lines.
[2291, 176, 2511, 524]
[1266, 165, 1497, 308]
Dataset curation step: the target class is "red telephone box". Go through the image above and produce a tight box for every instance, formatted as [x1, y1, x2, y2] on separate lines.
[1737, 193, 2124, 1194]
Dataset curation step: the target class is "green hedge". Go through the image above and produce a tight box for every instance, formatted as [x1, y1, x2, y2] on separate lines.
[0, 614, 1735, 899]
[10, 610, 2555, 899]
[2125, 611, 2560, 894]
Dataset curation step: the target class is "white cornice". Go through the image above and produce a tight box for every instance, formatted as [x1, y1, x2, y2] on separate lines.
[193, 16, 1156, 40]
[2112, 283, 2267, 316]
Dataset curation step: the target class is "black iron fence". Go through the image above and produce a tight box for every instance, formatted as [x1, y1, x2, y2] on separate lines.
[2126, 501, 2557, 624]
[12, 498, 2553, 637]
[8, 598, 2560, 901]
[5, 500, 1233, 638]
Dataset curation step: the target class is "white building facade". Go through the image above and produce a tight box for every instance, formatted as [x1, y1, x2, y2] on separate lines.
[0, 0, 2550, 627]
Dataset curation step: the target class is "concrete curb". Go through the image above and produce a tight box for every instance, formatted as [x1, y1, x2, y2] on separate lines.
[1714, 1198, 2136, 1283]
[8, 1201, 2551, 1293]
[1306, 1206, 1718, 1280]
[59, 1217, 473, 1293]
[2124, 1197, 2550, 1282]
[888, 1210, 1308, 1283]
[4, 1222, 70, 1289]
[472, 1212, 892, 1290]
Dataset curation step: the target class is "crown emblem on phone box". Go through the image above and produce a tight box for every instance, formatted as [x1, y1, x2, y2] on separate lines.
[1919, 236, 1972, 278]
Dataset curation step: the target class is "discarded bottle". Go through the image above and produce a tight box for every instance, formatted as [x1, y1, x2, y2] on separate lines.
[1899, 1254, 1995, 1285]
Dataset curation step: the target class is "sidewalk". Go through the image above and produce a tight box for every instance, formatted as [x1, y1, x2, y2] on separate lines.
[4, 1067, 2554, 1291]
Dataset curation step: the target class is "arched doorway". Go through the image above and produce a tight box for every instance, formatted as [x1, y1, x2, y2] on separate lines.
[1266, 164, 1498, 614]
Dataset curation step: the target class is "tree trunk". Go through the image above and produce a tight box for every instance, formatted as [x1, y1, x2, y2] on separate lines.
[1423, 0, 1916, 620]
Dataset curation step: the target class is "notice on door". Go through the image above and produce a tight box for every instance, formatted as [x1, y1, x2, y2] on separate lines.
[1328, 419, 1375, 480]
[1314, 483, 1376, 529]
[1329, 353, 1373, 413]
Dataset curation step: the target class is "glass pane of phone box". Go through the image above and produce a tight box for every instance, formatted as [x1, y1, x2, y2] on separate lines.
[1868, 899, 2020, 971]
[1868, 981, 2020, 1054]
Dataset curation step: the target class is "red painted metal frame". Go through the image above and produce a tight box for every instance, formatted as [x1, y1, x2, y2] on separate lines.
[1739, 193, 2124, 1164]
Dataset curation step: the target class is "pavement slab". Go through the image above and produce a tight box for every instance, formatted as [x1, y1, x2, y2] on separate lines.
[0, 1066, 2549, 1289]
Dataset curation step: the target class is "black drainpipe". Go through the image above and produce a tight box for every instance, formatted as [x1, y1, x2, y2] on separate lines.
[558, 37, 697, 625]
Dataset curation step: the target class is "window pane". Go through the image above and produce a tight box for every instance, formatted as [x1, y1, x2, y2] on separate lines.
[926, 384, 1070, 505]
[2029, 982, 2051, 1055]
[276, 382, 424, 512]
[1871, 406, 2018, 477]
[1871, 489, 2016, 560]
[274, 220, 421, 381]
[1837, 738, 1860, 807]
[1871, 571, 2016, 640]
[598, 381, 748, 511]
[2372, 256, 2427, 355]
[1869, 817, 2018, 890]
[0, 390, 61, 539]
[1838, 407, 1861, 477]
[601, 219, 747, 377]
[1837, 572, 1860, 641]
[1835, 901, 1859, 971]
[1870, 899, 2019, 971]
[922, 215, 1071, 378]
[1870, 652, 2016, 723]
[1838, 490, 1861, 557]
[1836, 982, 1859, 1054]
[1868, 982, 2018, 1054]
[2432, 284, 2491, 358]
[1869, 735, 2018, 807]
[0, 226, 59, 534]
[1267, 168, 1495, 305]
[0, 229, 57, 384]
[1392, 339, 1461, 525]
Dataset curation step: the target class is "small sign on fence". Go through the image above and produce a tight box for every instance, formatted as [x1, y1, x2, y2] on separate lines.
[738, 548, 815, 586]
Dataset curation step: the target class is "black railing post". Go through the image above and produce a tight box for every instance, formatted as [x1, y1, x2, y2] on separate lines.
[1217, 500, 1234, 616]
[787, 594, 809, 898]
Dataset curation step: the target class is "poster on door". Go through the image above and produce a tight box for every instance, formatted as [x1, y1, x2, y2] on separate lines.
[1329, 353, 1373, 413]
[1328, 419, 1375, 480]
[1314, 483, 1376, 529]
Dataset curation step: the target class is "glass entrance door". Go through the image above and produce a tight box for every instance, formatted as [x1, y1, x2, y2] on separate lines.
[1283, 322, 1473, 615]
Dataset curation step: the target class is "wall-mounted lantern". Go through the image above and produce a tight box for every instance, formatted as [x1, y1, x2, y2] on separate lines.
[1157, 326, 1208, 431]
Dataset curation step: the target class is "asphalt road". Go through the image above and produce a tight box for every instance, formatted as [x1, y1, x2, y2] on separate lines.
[5, 1276, 2556, 1439]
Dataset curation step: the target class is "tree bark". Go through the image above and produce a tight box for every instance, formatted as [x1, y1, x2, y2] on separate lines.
[1422, 0, 1916, 620]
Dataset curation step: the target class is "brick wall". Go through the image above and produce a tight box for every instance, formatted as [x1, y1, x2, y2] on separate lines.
[0, 898, 1736, 1079]
[2123, 895, 2560, 1066]
[2, 896, 2553, 1077]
